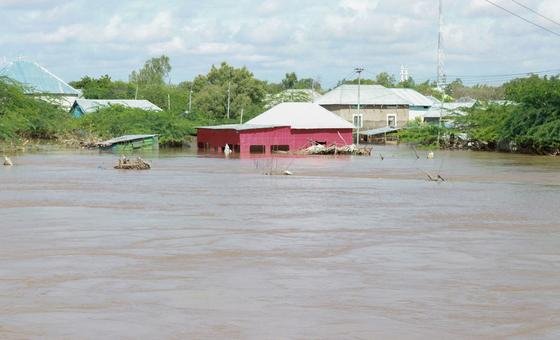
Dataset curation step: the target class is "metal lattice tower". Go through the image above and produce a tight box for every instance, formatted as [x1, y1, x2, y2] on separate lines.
[437, 0, 446, 91]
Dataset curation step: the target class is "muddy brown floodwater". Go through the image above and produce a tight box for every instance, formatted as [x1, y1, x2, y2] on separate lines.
[1, 146, 560, 339]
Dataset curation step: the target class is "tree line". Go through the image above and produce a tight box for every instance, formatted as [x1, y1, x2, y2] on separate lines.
[1, 54, 558, 153]
[400, 75, 560, 155]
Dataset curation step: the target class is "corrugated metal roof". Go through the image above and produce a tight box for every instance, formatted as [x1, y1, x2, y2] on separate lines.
[424, 101, 476, 118]
[73, 99, 162, 113]
[246, 102, 355, 129]
[359, 126, 402, 136]
[0, 60, 80, 96]
[389, 88, 433, 107]
[197, 124, 286, 131]
[315, 84, 410, 106]
[100, 134, 157, 146]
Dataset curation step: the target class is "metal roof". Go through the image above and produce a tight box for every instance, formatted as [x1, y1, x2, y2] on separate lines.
[197, 124, 287, 131]
[72, 99, 162, 113]
[246, 102, 355, 129]
[99, 134, 157, 146]
[0, 60, 80, 96]
[359, 126, 402, 136]
[389, 88, 433, 107]
[315, 84, 410, 106]
[424, 102, 476, 118]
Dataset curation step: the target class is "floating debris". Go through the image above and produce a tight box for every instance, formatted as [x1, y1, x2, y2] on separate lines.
[114, 156, 151, 170]
[427, 151, 435, 159]
[300, 144, 372, 156]
[224, 144, 232, 156]
[3, 156, 13, 166]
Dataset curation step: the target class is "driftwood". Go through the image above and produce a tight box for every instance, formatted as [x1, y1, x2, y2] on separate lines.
[300, 144, 372, 156]
[114, 156, 151, 170]
[3, 156, 13, 166]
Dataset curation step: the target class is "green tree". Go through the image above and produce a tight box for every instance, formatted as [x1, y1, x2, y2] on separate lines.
[191, 62, 266, 120]
[129, 55, 172, 86]
[282, 72, 298, 89]
[70, 75, 135, 99]
[374, 72, 396, 87]
[0, 77, 71, 141]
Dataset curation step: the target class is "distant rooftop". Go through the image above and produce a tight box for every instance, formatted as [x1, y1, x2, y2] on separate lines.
[0, 60, 80, 96]
[71, 99, 162, 115]
[315, 84, 432, 107]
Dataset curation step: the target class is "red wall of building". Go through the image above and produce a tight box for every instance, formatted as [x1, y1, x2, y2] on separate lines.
[197, 128, 240, 151]
[291, 129, 353, 150]
[239, 126, 292, 153]
[197, 127, 354, 154]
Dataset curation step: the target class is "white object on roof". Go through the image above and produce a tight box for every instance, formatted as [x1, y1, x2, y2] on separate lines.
[246, 102, 354, 129]
[315, 84, 410, 106]
[71, 99, 162, 115]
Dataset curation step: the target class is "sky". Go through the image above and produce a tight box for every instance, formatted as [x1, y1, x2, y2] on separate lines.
[1, 0, 560, 87]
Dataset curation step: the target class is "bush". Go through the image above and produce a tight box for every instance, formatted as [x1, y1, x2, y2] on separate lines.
[399, 119, 448, 147]
[0, 77, 72, 141]
[74, 105, 197, 145]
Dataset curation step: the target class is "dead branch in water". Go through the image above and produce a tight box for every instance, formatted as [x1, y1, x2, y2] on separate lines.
[114, 156, 151, 170]
[300, 143, 372, 156]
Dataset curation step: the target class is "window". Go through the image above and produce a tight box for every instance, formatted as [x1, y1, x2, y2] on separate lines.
[249, 145, 266, 154]
[353, 114, 363, 128]
[387, 114, 397, 128]
[271, 145, 290, 152]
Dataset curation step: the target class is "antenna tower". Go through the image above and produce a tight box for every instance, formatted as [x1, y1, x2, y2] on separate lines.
[437, 0, 446, 91]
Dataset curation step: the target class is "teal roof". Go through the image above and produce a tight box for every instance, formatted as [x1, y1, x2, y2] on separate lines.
[0, 60, 80, 96]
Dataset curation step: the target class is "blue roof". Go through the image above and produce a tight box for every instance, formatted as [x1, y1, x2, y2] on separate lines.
[0, 60, 80, 96]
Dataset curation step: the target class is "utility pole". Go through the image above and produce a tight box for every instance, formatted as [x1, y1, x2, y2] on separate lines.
[167, 93, 171, 111]
[436, 0, 445, 146]
[188, 86, 193, 113]
[355, 67, 364, 146]
[240, 108, 244, 124]
[135, 83, 138, 100]
[226, 81, 231, 119]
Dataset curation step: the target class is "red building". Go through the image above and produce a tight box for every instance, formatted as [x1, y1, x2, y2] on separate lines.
[197, 103, 354, 154]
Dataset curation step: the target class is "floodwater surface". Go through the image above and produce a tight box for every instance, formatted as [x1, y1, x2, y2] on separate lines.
[1, 146, 560, 339]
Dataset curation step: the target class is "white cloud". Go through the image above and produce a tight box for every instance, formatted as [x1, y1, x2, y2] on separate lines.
[1, 0, 559, 86]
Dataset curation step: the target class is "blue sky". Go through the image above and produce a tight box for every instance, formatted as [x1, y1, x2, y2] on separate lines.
[1, 0, 559, 87]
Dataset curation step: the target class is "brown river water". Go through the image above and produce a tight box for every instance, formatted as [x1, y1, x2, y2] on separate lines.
[1, 146, 560, 339]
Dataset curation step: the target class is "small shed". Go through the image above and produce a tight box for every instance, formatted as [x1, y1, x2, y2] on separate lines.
[197, 102, 354, 154]
[70, 99, 162, 117]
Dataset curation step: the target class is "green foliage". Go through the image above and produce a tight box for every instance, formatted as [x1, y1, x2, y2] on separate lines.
[0, 77, 71, 141]
[75, 105, 195, 145]
[445, 78, 504, 101]
[129, 55, 171, 86]
[454, 104, 512, 147]
[280, 72, 321, 91]
[191, 62, 266, 120]
[70, 75, 135, 99]
[498, 75, 560, 153]
[399, 119, 447, 147]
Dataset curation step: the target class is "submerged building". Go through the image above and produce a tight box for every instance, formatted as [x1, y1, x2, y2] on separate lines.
[197, 102, 354, 154]
[0, 59, 81, 108]
[69, 99, 163, 117]
[315, 84, 433, 130]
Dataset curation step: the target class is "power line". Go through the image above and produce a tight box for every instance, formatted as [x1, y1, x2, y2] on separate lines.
[484, 0, 560, 37]
[448, 68, 560, 79]
[508, 0, 560, 28]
